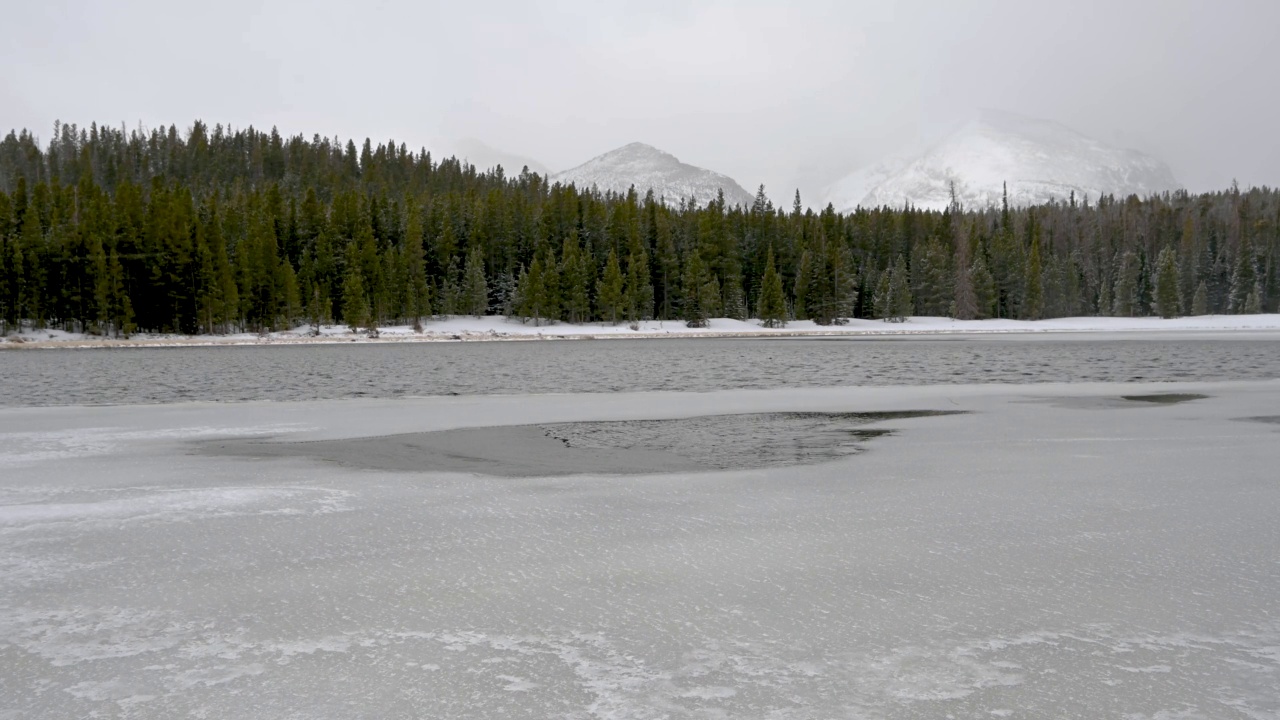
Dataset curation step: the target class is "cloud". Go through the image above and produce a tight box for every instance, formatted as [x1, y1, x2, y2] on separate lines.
[3, 0, 1278, 200]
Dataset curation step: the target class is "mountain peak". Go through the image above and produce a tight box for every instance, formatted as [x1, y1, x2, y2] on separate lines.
[823, 111, 1181, 212]
[553, 143, 753, 208]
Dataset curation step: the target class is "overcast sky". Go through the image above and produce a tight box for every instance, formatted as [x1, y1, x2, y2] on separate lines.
[5, 0, 1278, 202]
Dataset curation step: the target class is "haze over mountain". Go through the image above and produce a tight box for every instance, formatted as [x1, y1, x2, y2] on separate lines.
[823, 110, 1183, 213]
[433, 137, 549, 176]
[552, 142, 756, 209]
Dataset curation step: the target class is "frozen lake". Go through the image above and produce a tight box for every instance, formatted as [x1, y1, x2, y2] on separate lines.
[4, 334, 1280, 406]
[2, 370, 1279, 717]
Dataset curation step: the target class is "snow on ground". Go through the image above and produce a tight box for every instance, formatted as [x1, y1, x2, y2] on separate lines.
[4, 313, 1280, 349]
[3, 382, 1279, 717]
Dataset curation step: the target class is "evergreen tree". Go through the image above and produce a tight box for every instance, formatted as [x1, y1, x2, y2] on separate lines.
[971, 253, 996, 319]
[1229, 234, 1257, 313]
[952, 241, 978, 320]
[721, 266, 747, 321]
[757, 248, 786, 328]
[516, 247, 560, 325]
[1112, 251, 1140, 317]
[872, 270, 892, 321]
[1024, 227, 1044, 320]
[891, 255, 913, 321]
[1244, 288, 1262, 314]
[624, 250, 654, 321]
[1154, 247, 1181, 319]
[438, 257, 461, 316]
[342, 255, 370, 332]
[1192, 281, 1209, 316]
[682, 251, 714, 328]
[402, 202, 429, 328]
[793, 249, 812, 320]
[875, 256, 912, 322]
[596, 249, 624, 324]
[278, 260, 301, 329]
[559, 234, 592, 324]
[462, 246, 488, 316]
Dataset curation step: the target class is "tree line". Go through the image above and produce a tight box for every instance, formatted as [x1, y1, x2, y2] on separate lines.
[1, 120, 1277, 337]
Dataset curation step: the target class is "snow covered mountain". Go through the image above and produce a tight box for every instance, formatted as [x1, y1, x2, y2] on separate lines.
[553, 142, 755, 209]
[823, 110, 1181, 212]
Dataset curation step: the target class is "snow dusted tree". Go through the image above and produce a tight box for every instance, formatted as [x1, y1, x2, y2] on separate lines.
[875, 255, 912, 323]
[970, 253, 996, 320]
[1229, 233, 1258, 314]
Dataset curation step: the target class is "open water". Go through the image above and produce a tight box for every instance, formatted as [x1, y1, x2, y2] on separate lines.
[3, 335, 1280, 406]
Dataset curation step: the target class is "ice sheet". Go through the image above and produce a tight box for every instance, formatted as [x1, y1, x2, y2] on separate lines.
[2, 382, 1279, 718]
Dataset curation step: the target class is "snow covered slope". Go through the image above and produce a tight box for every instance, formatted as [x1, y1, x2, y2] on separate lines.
[824, 110, 1181, 212]
[553, 142, 755, 208]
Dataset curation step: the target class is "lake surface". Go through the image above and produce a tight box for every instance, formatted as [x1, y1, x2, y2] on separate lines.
[3, 335, 1280, 406]
[4, 383, 1279, 718]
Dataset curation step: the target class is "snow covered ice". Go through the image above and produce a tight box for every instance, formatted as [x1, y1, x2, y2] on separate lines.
[2, 381, 1279, 718]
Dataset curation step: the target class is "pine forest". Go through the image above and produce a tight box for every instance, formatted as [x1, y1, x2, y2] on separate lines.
[1, 121, 1277, 337]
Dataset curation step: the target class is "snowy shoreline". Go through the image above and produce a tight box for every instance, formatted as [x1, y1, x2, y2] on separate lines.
[3, 314, 1280, 350]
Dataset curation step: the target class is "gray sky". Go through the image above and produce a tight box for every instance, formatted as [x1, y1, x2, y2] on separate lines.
[5, 0, 1278, 202]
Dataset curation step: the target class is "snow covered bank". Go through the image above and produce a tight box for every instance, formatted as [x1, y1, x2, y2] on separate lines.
[4, 313, 1280, 349]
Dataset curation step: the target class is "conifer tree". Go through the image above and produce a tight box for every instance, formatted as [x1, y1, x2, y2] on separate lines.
[559, 235, 592, 324]
[682, 251, 713, 328]
[517, 247, 560, 325]
[624, 250, 654, 321]
[793, 249, 812, 320]
[1113, 251, 1139, 317]
[872, 270, 892, 321]
[402, 202, 429, 328]
[952, 258, 977, 320]
[757, 249, 786, 328]
[721, 270, 748, 321]
[106, 248, 133, 337]
[1192, 281, 1209, 316]
[1154, 247, 1181, 319]
[342, 256, 370, 332]
[1264, 251, 1278, 313]
[438, 257, 461, 316]
[462, 246, 488, 316]
[967, 253, 998, 317]
[1024, 228, 1044, 320]
[597, 249, 624, 324]
[1229, 234, 1257, 313]
[1244, 288, 1261, 314]
[891, 255, 913, 321]
[278, 260, 301, 329]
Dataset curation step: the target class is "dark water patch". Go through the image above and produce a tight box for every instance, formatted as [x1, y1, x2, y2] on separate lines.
[1025, 394, 1209, 410]
[201, 410, 966, 477]
[1121, 393, 1209, 405]
[1234, 415, 1280, 425]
